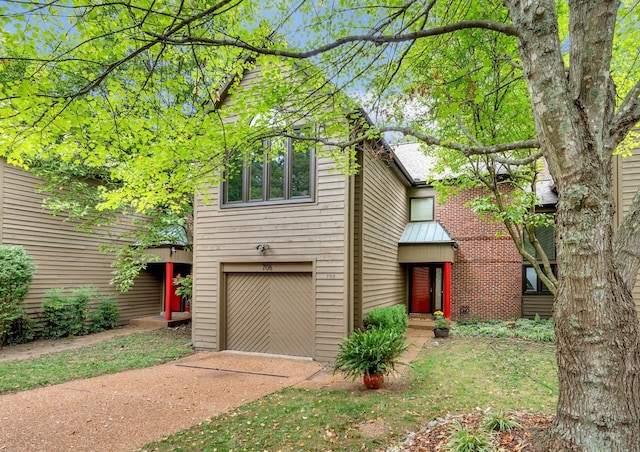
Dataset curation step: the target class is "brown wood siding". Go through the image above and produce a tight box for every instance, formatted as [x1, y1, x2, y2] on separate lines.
[193, 157, 349, 361]
[617, 149, 640, 315]
[522, 295, 554, 319]
[398, 244, 455, 263]
[1, 161, 162, 326]
[359, 146, 409, 319]
[351, 151, 364, 329]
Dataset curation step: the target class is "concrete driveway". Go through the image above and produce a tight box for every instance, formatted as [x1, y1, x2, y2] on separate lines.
[1, 351, 325, 452]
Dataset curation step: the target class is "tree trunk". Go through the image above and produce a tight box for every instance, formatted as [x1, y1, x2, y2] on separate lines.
[536, 178, 640, 451]
[504, 0, 640, 449]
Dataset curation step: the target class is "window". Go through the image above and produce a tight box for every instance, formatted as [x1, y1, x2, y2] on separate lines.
[224, 133, 315, 206]
[410, 197, 434, 221]
[523, 265, 556, 293]
[524, 225, 555, 259]
[523, 224, 556, 294]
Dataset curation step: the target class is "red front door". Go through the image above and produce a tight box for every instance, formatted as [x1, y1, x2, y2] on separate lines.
[410, 267, 431, 313]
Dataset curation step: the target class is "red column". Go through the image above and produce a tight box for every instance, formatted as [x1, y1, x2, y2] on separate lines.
[165, 262, 173, 321]
[443, 262, 452, 319]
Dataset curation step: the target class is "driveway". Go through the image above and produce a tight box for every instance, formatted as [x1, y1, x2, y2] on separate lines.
[1, 325, 431, 451]
[2, 351, 325, 452]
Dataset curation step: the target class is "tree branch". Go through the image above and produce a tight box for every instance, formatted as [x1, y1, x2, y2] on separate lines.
[609, 79, 640, 151]
[151, 20, 519, 59]
[377, 125, 539, 155]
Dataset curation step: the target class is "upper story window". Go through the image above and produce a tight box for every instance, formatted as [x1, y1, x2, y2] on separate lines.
[410, 197, 434, 221]
[524, 225, 556, 260]
[223, 130, 315, 206]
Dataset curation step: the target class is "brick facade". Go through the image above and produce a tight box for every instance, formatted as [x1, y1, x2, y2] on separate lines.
[436, 187, 523, 320]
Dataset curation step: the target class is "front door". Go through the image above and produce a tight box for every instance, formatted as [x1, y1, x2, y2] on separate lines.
[410, 265, 444, 314]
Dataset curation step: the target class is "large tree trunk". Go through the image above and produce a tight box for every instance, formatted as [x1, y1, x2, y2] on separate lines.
[540, 175, 640, 451]
[505, 0, 640, 449]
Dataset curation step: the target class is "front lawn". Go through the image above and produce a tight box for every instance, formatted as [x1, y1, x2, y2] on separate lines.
[0, 327, 193, 393]
[144, 337, 557, 451]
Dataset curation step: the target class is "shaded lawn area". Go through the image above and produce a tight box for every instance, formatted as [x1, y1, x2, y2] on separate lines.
[0, 327, 193, 393]
[146, 338, 557, 451]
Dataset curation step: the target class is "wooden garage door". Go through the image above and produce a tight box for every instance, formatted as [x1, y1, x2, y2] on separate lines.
[226, 272, 314, 357]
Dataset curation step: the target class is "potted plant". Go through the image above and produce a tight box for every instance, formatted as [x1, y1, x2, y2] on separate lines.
[433, 310, 450, 338]
[333, 328, 408, 389]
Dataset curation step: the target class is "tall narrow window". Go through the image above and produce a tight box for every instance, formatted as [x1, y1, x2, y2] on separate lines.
[225, 153, 244, 203]
[223, 130, 315, 206]
[522, 223, 556, 294]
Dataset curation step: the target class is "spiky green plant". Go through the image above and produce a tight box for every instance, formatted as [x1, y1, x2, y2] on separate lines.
[333, 328, 408, 380]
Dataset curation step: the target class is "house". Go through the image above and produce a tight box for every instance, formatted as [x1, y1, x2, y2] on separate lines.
[191, 64, 640, 361]
[191, 67, 531, 361]
[0, 157, 189, 328]
[397, 142, 640, 321]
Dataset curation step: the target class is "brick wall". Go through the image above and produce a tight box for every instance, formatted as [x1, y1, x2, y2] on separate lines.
[436, 187, 523, 320]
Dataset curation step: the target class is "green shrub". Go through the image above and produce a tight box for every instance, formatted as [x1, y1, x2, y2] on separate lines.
[0, 246, 36, 345]
[444, 423, 493, 452]
[4, 314, 34, 345]
[173, 274, 192, 304]
[42, 286, 94, 338]
[333, 327, 408, 380]
[90, 295, 120, 332]
[363, 304, 408, 335]
[482, 411, 522, 432]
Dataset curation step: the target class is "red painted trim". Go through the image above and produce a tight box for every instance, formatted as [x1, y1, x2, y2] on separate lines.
[443, 262, 451, 319]
[165, 262, 174, 321]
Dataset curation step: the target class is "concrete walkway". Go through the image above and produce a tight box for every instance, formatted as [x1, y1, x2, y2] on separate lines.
[0, 326, 432, 451]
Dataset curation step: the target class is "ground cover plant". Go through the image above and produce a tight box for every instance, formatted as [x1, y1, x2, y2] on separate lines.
[452, 317, 555, 343]
[145, 337, 557, 451]
[0, 327, 193, 393]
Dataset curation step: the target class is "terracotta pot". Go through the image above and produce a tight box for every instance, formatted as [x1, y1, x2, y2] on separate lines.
[434, 328, 450, 338]
[363, 373, 384, 389]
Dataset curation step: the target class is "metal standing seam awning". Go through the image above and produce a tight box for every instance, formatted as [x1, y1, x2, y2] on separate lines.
[398, 221, 456, 319]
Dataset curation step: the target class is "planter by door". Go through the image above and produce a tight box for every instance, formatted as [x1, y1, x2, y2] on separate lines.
[434, 328, 449, 338]
[363, 373, 384, 389]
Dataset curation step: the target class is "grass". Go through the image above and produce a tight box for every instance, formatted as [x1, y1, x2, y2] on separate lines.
[144, 337, 557, 451]
[0, 321, 557, 450]
[0, 327, 193, 393]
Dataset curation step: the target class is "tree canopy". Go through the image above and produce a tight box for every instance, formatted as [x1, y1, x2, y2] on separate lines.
[2, 1, 640, 450]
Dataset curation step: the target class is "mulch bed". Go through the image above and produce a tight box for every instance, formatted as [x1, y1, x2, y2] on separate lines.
[394, 410, 554, 451]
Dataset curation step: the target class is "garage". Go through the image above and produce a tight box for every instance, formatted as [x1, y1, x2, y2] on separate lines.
[225, 267, 315, 357]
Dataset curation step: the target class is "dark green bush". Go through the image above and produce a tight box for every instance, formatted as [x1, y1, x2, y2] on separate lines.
[0, 245, 36, 345]
[363, 304, 408, 335]
[4, 314, 35, 345]
[90, 295, 120, 332]
[42, 286, 94, 338]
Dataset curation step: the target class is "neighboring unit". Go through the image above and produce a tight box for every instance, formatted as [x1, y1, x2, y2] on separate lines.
[0, 158, 187, 328]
